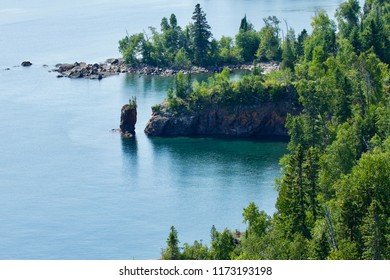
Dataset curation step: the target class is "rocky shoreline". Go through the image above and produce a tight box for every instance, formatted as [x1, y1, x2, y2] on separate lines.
[54, 58, 280, 79]
[144, 101, 293, 139]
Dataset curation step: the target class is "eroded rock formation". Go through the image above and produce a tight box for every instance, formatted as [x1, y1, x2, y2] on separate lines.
[144, 101, 293, 139]
[120, 104, 137, 137]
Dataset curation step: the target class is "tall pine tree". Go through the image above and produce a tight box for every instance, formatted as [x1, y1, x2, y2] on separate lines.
[191, 4, 212, 66]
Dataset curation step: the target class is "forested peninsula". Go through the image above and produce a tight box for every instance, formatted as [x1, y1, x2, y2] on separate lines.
[129, 0, 390, 260]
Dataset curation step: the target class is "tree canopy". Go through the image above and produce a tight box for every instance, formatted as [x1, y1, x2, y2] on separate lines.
[160, 0, 390, 260]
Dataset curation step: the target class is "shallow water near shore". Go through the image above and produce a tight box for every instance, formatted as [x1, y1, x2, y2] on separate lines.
[0, 0, 358, 259]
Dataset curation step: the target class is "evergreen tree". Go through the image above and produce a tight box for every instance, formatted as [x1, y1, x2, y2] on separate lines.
[361, 200, 389, 259]
[303, 147, 320, 222]
[334, 147, 390, 258]
[295, 29, 308, 58]
[281, 28, 296, 70]
[162, 226, 181, 260]
[276, 145, 310, 239]
[236, 15, 260, 62]
[239, 14, 252, 32]
[336, 0, 361, 38]
[191, 4, 212, 66]
[361, 4, 390, 63]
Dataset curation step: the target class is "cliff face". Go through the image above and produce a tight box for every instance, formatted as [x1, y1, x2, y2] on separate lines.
[144, 101, 292, 138]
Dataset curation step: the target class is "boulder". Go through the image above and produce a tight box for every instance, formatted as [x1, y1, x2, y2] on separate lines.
[21, 61, 32, 67]
[57, 63, 75, 72]
[69, 71, 83, 78]
[106, 58, 120, 65]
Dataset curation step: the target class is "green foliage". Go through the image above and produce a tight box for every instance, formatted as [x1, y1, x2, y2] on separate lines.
[161, 226, 181, 260]
[174, 72, 192, 99]
[236, 15, 261, 63]
[308, 218, 332, 259]
[281, 28, 297, 70]
[182, 241, 209, 260]
[239, 14, 253, 32]
[328, 239, 359, 260]
[243, 202, 270, 237]
[158, 0, 390, 260]
[151, 103, 161, 113]
[128, 96, 137, 109]
[174, 48, 192, 69]
[191, 4, 212, 66]
[276, 145, 312, 239]
[119, 33, 145, 66]
[295, 29, 308, 58]
[334, 147, 390, 259]
[118, 9, 290, 68]
[361, 3, 390, 63]
[256, 16, 282, 61]
[210, 228, 236, 260]
[164, 67, 293, 113]
[304, 10, 337, 61]
[218, 36, 243, 65]
[336, 0, 362, 52]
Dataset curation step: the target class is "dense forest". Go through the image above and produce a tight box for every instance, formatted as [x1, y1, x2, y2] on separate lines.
[119, 3, 289, 68]
[127, 0, 389, 260]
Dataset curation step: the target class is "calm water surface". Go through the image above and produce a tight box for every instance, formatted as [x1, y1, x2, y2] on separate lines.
[0, 0, 357, 259]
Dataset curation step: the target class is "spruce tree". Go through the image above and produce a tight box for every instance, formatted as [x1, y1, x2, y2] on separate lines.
[191, 4, 212, 66]
[162, 226, 181, 260]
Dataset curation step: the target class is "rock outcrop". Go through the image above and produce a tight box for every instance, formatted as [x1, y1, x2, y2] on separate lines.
[21, 61, 32, 67]
[144, 101, 293, 139]
[55, 61, 123, 79]
[120, 104, 137, 137]
[54, 59, 279, 80]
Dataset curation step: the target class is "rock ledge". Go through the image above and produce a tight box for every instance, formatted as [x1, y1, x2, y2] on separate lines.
[144, 101, 293, 139]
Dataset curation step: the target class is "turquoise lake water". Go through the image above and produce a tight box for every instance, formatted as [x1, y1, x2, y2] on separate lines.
[0, 0, 360, 259]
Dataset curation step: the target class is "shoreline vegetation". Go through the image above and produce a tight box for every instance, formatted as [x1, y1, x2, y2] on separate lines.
[155, 0, 389, 260]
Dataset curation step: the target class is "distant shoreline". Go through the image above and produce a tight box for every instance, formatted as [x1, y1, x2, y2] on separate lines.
[53, 58, 280, 80]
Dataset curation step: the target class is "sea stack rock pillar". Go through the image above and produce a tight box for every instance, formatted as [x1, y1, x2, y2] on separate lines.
[120, 97, 137, 137]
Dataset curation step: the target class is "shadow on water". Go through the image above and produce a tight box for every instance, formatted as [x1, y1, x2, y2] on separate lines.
[121, 135, 138, 169]
[124, 74, 174, 93]
[146, 136, 287, 178]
